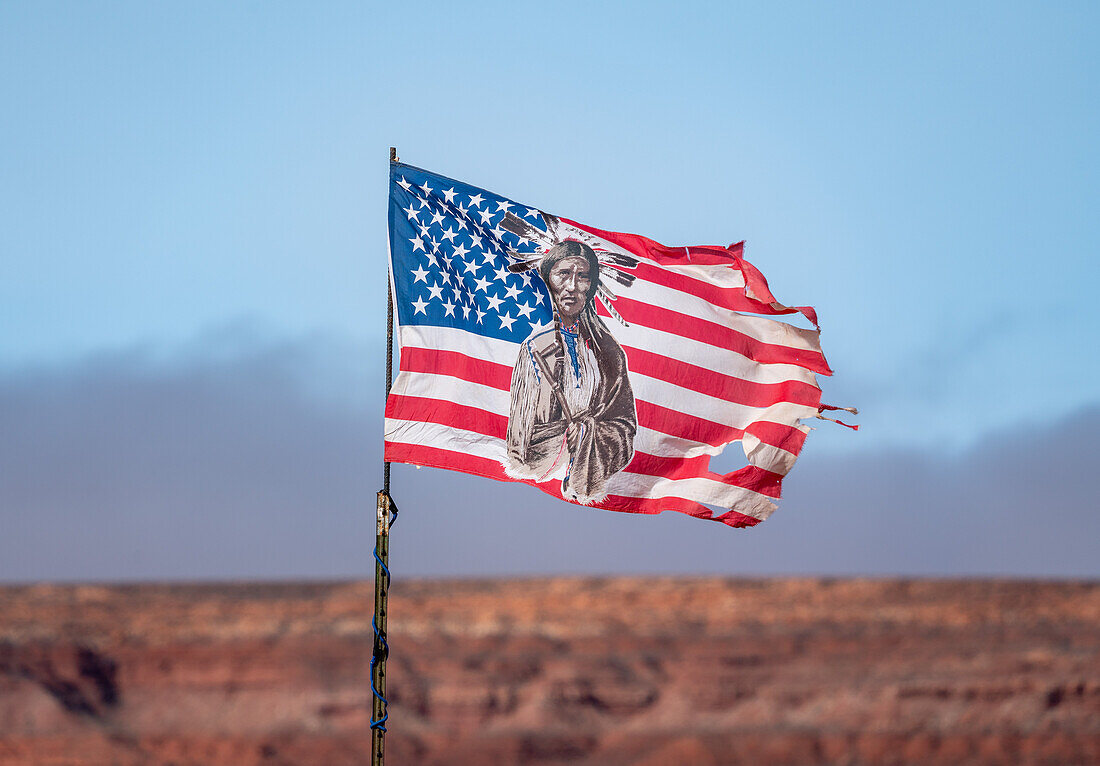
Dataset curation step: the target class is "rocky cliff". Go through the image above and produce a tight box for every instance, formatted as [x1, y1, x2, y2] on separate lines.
[1, 578, 1098, 765]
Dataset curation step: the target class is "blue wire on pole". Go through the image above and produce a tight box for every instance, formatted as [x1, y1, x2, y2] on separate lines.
[370, 497, 397, 732]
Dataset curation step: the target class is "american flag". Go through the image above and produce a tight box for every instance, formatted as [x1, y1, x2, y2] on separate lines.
[385, 161, 834, 528]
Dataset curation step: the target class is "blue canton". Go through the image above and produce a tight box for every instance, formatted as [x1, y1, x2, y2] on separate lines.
[388, 163, 553, 342]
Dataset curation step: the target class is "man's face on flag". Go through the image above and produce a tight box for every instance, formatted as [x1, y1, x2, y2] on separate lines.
[547, 256, 592, 324]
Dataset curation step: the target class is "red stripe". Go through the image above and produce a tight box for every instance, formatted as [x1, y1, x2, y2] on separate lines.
[400, 347, 513, 389]
[603, 494, 761, 528]
[635, 399, 741, 443]
[599, 298, 831, 374]
[561, 217, 744, 266]
[621, 345, 821, 408]
[385, 441, 514, 485]
[384, 440, 761, 529]
[747, 420, 808, 454]
[386, 395, 507, 439]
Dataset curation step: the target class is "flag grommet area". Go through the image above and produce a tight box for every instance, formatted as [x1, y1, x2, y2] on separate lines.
[385, 161, 843, 528]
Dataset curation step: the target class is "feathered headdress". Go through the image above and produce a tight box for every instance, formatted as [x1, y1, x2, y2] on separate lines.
[498, 211, 639, 327]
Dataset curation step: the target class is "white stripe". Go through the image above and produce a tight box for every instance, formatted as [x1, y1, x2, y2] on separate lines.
[385, 418, 507, 462]
[400, 325, 515, 365]
[392, 370, 510, 412]
[662, 262, 747, 290]
[740, 432, 802, 476]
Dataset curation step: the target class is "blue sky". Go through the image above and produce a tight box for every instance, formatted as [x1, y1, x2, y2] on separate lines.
[2, 2, 1098, 580]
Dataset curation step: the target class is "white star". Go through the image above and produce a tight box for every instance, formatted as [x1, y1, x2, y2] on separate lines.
[516, 301, 535, 319]
[411, 264, 430, 283]
[468, 192, 484, 208]
[424, 250, 438, 267]
[473, 275, 492, 293]
[475, 305, 486, 324]
[496, 200, 513, 213]
[410, 235, 426, 253]
[429, 237, 441, 253]
[439, 268, 453, 285]
[460, 303, 472, 319]
[419, 181, 433, 196]
[427, 281, 444, 301]
[454, 213, 468, 231]
[485, 292, 504, 312]
[518, 270, 532, 285]
[411, 295, 429, 315]
[478, 208, 495, 224]
[504, 283, 521, 302]
[493, 263, 511, 282]
[440, 226, 457, 243]
[498, 311, 517, 331]
[396, 176, 412, 191]
[480, 250, 496, 267]
[430, 209, 445, 227]
[469, 231, 483, 250]
[417, 221, 431, 238]
[404, 203, 420, 221]
[534, 291, 546, 306]
[441, 253, 454, 270]
[524, 207, 541, 220]
[442, 187, 457, 203]
[442, 297, 456, 317]
[452, 241, 469, 259]
[462, 258, 479, 275]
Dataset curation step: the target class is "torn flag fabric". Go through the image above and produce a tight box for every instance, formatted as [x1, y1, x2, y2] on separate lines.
[385, 161, 832, 528]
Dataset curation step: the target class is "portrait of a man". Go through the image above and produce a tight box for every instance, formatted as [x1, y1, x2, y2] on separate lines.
[504, 240, 637, 504]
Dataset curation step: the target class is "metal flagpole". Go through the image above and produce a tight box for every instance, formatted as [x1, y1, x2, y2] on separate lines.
[370, 146, 398, 766]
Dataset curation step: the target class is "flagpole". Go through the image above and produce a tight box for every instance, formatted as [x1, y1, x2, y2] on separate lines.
[370, 146, 398, 766]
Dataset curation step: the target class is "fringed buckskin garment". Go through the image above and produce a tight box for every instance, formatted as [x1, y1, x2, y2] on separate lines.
[505, 303, 636, 505]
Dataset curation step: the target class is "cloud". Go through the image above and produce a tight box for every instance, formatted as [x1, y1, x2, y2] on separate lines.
[1, 332, 1096, 582]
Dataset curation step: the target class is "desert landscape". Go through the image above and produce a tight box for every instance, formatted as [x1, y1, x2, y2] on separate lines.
[1, 577, 1098, 765]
